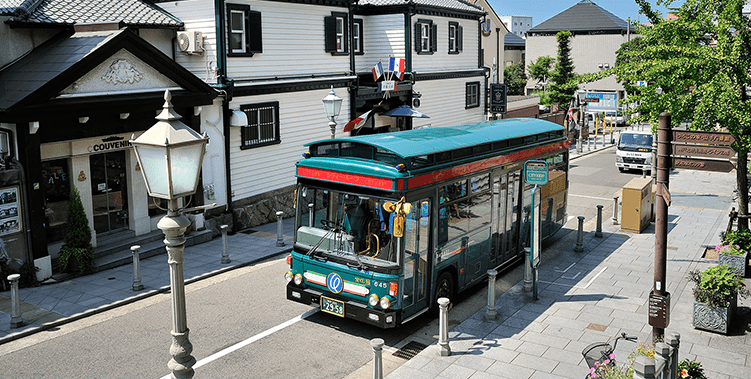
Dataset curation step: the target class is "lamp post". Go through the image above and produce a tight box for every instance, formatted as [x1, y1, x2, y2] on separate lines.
[321, 86, 343, 139]
[131, 90, 209, 379]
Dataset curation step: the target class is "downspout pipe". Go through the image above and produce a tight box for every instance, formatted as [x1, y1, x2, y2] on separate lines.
[495, 27, 500, 84]
[215, 0, 237, 232]
[349, 0, 357, 122]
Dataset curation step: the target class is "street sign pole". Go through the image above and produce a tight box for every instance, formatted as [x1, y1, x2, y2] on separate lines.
[651, 112, 672, 344]
[524, 161, 547, 301]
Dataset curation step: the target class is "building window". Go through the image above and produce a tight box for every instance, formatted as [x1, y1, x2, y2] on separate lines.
[448, 21, 462, 54]
[414, 19, 436, 54]
[353, 19, 364, 54]
[466, 82, 480, 109]
[240, 102, 280, 149]
[325, 12, 348, 55]
[226, 4, 262, 57]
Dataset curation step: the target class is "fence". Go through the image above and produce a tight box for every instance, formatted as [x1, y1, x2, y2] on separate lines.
[633, 333, 680, 379]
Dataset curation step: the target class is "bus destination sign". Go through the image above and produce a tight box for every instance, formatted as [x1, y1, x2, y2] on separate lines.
[524, 160, 549, 185]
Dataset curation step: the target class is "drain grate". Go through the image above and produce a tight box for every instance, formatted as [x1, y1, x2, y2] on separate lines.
[393, 341, 428, 360]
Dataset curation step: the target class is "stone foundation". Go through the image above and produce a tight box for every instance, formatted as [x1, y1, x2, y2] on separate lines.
[204, 186, 296, 235]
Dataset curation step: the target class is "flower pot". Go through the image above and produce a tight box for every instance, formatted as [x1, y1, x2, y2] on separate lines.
[693, 296, 737, 334]
[719, 251, 748, 277]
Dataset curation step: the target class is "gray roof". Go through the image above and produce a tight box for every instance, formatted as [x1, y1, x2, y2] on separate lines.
[528, 0, 632, 34]
[0, 30, 122, 111]
[1, 0, 181, 27]
[358, 0, 484, 15]
[504, 33, 525, 47]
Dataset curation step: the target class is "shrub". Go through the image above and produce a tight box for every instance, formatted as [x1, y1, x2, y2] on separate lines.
[678, 358, 706, 379]
[688, 265, 750, 308]
[58, 187, 94, 274]
[721, 229, 751, 251]
[716, 244, 744, 256]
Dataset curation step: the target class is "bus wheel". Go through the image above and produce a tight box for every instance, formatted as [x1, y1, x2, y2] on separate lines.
[432, 272, 454, 315]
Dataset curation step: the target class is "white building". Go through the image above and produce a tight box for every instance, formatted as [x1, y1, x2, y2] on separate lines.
[499, 15, 532, 39]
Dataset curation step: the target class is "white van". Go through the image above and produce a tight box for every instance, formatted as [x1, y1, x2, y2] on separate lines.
[616, 131, 653, 172]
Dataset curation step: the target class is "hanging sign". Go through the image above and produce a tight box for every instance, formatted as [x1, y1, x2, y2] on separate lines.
[524, 160, 549, 185]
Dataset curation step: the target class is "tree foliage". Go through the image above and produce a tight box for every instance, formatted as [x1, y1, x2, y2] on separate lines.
[503, 62, 527, 95]
[58, 187, 94, 274]
[547, 31, 578, 105]
[527, 56, 554, 86]
[607, 0, 751, 228]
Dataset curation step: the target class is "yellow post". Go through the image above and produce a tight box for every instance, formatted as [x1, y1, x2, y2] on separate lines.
[610, 117, 613, 136]
[595, 116, 598, 138]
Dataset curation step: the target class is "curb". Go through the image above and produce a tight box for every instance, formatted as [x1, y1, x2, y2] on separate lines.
[570, 142, 615, 161]
[0, 248, 292, 346]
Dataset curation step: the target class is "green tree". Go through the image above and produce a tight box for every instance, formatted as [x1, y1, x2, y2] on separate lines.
[527, 56, 554, 89]
[503, 62, 527, 95]
[612, 0, 751, 229]
[58, 187, 95, 274]
[547, 31, 578, 106]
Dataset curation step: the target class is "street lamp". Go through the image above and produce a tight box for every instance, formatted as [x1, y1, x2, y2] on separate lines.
[131, 89, 208, 379]
[321, 86, 343, 138]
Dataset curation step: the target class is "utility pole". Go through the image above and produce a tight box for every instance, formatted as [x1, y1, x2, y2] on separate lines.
[651, 112, 671, 344]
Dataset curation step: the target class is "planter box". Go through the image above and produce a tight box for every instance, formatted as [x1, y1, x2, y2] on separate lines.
[693, 297, 737, 334]
[719, 251, 748, 277]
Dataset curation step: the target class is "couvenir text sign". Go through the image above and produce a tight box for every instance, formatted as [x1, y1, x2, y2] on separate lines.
[71, 132, 144, 156]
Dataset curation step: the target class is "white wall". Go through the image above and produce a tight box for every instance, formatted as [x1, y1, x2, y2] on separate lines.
[411, 16, 479, 72]
[413, 77, 486, 129]
[357, 14, 406, 72]
[228, 88, 350, 200]
[0, 16, 63, 68]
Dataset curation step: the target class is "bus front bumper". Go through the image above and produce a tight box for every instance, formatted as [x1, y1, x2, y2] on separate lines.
[286, 283, 400, 328]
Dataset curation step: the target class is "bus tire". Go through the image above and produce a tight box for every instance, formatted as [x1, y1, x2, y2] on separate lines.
[431, 272, 454, 316]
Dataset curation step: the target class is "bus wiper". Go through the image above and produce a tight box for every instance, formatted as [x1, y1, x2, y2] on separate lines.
[306, 218, 343, 257]
[306, 228, 334, 257]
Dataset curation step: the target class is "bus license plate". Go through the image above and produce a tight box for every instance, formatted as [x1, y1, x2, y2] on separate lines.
[321, 296, 345, 317]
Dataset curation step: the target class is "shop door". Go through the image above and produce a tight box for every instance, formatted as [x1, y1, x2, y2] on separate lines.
[90, 151, 128, 234]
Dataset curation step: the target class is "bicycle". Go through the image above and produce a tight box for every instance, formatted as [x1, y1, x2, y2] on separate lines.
[582, 332, 637, 378]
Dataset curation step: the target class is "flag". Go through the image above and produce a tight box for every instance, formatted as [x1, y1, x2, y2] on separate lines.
[567, 107, 574, 121]
[389, 56, 405, 72]
[344, 109, 375, 133]
[394, 70, 404, 81]
[372, 61, 383, 81]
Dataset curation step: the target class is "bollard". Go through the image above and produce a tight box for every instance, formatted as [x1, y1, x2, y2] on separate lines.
[595, 205, 603, 238]
[574, 216, 585, 252]
[8, 274, 23, 328]
[370, 338, 384, 379]
[276, 211, 285, 247]
[437, 297, 451, 356]
[308, 203, 314, 227]
[131, 245, 145, 291]
[484, 269, 498, 320]
[221, 225, 231, 264]
[642, 169, 647, 178]
[577, 136, 582, 154]
[587, 138, 591, 151]
[594, 135, 599, 149]
[523, 247, 532, 292]
[612, 196, 619, 225]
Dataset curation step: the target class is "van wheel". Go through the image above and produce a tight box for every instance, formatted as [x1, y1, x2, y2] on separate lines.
[618, 167, 624, 172]
[431, 272, 454, 316]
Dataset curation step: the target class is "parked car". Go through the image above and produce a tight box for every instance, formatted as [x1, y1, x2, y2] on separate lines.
[604, 111, 625, 126]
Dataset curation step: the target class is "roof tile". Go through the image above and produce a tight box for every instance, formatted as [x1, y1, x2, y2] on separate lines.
[528, 0, 632, 34]
[5, 0, 181, 27]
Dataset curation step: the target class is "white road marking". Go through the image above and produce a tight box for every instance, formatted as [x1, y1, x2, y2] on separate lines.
[562, 271, 581, 280]
[569, 194, 614, 201]
[554, 263, 576, 273]
[541, 267, 607, 289]
[159, 308, 320, 379]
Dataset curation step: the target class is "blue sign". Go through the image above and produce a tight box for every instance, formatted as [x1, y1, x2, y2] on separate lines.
[524, 160, 549, 185]
[327, 272, 343, 294]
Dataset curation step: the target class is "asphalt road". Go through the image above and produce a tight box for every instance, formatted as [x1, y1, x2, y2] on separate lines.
[0, 147, 643, 379]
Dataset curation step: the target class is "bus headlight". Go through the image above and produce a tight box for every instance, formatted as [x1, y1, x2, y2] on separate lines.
[379, 296, 392, 309]
[294, 273, 303, 286]
[368, 294, 379, 307]
[285, 271, 293, 283]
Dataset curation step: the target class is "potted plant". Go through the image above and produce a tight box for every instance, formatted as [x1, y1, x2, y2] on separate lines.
[677, 358, 706, 379]
[720, 229, 751, 276]
[715, 244, 747, 277]
[57, 187, 95, 275]
[688, 265, 750, 334]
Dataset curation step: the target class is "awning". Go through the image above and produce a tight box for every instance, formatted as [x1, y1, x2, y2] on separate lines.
[381, 105, 429, 118]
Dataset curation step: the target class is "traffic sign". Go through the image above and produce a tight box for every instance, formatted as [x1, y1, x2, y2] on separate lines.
[672, 157, 735, 173]
[524, 160, 548, 185]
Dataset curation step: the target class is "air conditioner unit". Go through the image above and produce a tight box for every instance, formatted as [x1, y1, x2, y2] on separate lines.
[177, 31, 205, 55]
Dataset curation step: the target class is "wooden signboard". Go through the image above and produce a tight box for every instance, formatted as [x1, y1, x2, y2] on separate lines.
[672, 130, 735, 146]
[672, 144, 735, 159]
[673, 157, 735, 173]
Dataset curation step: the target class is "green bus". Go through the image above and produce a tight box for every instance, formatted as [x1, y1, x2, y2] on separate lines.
[285, 118, 569, 328]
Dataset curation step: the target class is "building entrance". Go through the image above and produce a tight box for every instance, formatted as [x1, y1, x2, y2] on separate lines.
[90, 150, 128, 234]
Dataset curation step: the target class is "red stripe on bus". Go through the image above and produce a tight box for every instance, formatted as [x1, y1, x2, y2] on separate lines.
[298, 166, 394, 190]
[408, 141, 570, 189]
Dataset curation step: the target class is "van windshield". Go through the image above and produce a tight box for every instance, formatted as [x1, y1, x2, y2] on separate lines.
[620, 133, 652, 147]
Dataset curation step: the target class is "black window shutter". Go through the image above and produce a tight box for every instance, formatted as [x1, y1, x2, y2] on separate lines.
[431, 23, 437, 52]
[414, 22, 421, 52]
[248, 11, 262, 53]
[458, 25, 463, 52]
[324, 16, 337, 53]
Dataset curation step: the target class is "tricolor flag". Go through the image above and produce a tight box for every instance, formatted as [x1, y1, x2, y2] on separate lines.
[389, 56, 405, 73]
[344, 109, 375, 133]
[372, 61, 384, 81]
[567, 107, 574, 121]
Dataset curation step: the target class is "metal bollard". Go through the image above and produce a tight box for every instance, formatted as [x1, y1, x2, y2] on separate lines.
[612, 196, 619, 225]
[308, 203, 314, 227]
[484, 269, 498, 321]
[221, 225, 231, 264]
[370, 338, 384, 379]
[437, 297, 451, 356]
[642, 169, 647, 178]
[131, 245, 144, 291]
[594, 135, 599, 149]
[523, 247, 532, 292]
[8, 274, 23, 328]
[595, 205, 603, 238]
[575, 216, 585, 252]
[587, 138, 591, 151]
[276, 211, 285, 247]
[577, 136, 582, 154]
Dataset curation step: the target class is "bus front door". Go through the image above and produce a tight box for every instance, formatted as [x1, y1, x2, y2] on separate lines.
[400, 199, 431, 322]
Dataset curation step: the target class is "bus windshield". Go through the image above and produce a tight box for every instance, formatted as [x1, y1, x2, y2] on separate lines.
[296, 186, 409, 268]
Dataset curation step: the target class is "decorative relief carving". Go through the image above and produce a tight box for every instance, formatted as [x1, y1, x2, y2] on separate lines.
[78, 171, 87, 182]
[101, 59, 143, 85]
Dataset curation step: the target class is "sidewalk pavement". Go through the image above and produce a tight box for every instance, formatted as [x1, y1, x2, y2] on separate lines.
[385, 169, 749, 379]
[0, 219, 295, 343]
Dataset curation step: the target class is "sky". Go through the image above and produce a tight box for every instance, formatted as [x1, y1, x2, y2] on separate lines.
[487, 0, 684, 28]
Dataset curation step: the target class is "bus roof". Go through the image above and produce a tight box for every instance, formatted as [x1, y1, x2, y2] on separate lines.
[306, 118, 564, 159]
